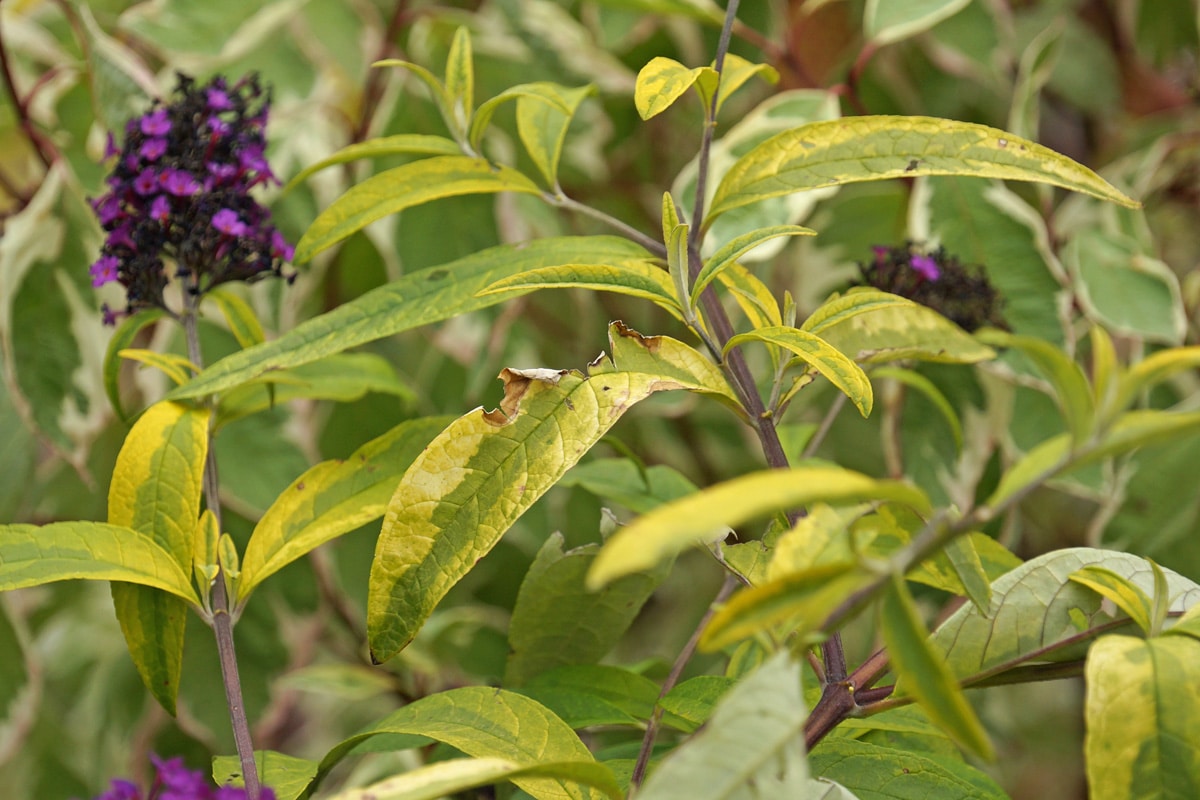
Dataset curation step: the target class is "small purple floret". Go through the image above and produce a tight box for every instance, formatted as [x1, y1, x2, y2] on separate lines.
[133, 169, 159, 195]
[160, 168, 201, 197]
[910, 254, 940, 281]
[207, 87, 233, 110]
[139, 108, 171, 136]
[89, 255, 120, 287]
[212, 209, 248, 236]
[150, 195, 171, 222]
[140, 137, 168, 160]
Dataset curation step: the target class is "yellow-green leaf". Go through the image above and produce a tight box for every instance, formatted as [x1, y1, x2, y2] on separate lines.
[373, 59, 452, 136]
[283, 134, 463, 193]
[707, 116, 1139, 224]
[118, 349, 197, 386]
[725, 327, 873, 417]
[880, 574, 994, 760]
[206, 287, 265, 349]
[294, 156, 542, 263]
[239, 417, 450, 603]
[803, 288, 995, 365]
[1085, 634, 1200, 800]
[478, 261, 683, 318]
[601, 321, 740, 409]
[865, 0, 972, 46]
[517, 83, 594, 187]
[1112, 346, 1200, 417]
[107, 400, 208, 714]
[872, 366, 963, 450]
[1070, 566, 1155, 635]
[470, 84, 570, 154]
[324, 758, 622, 800]
[368, 366, 687, 662]
[711, 53, 779, 116]
[691, 225, 815, 307]
[0, 522, 197, 601]
[103, 307, 166, 421]
[444, 27, 474, 136]
[634, 56, 716, 120]
[587, 467, 930, 589]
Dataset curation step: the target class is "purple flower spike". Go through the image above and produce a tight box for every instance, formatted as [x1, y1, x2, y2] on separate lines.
[140, 137, 168, 161]
[160, 168, 201, 197]
[213, 209, 248, 236]
[90, 255, 120, 288]
[140, 107, 172, 136]
[910, 254, 940, 281]
[92, 193, 123, 225]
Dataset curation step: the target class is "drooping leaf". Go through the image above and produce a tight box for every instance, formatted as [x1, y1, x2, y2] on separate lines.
[0, 522, 198, 601]
[1111, 346, 1200, 416]
[505, 534, 667, 687]
[864, 0, 973, 46]
[282, 135, 463, 192]
[368, 365, 690, 662]
[294, 156, 542, 263]
[880, 575, 993, 760]
[802, 288, 995, 365]
[212, 750, 319, 800]
[108, 401, 209, 714]
[603, 321, 740, 409]
[707, 116, 1139, 225]
[103, 307, 167, 420]
[725, 327, 873, 417]
[237, 417, 451, 603]
[118, 349, 197, 386]
[169, 237, 657, 400]
[809, 738, 1007, 799]
[206, 287, 266, 350]
[929, 549, 1200, 683]
[321, 758, 622, 800]
[517, 83, 595, 187]
[315, 688, 608, 800]
[1069, 566, 1155, 636]
[634, 56, 716, 120]
[635, 652, 810, 800]
[1085, 634, 1200, 800]
[691, 225, 815, 307]
[588, 467, 930, 589]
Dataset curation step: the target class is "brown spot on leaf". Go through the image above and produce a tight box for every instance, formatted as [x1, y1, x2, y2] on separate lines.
[296, 481, 306, 491]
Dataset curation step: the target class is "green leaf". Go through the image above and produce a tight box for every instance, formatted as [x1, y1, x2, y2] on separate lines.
[718, 262, 783, 329]
[315, 688, 607, 800]
[700, 563, 876, 651]
[976, 329, 1094, 444]
[283, 135, 463, 192]
[368, 366, 686, 662]
[517, 83, 594, 187]
[108, 401, 209, 714]
[1085, 634, 1200, 800]
[690, 225, 815, 307]
[237, 417, 450, 603]
[809, 738, 1007, 799]
[588, 467, 929, 589]
[586, 0, 723, 23]
[658, 675, 736, 732]
[373, 58, 453, 136]
[1112, 346, 1200, 415]
[939, 534, 993, 613]
[478, 261, 682, 318]
[169, 237, 656, 400]
[103, 307, 166, 420]
[930, 549, 1200, 683]
[294, 156, 542, 263]
[212, 750, 319, 800]
[505, 534, 666, 687]
[324, 758, 622, 800]
[0, 522, 198, 601]
[711, 53, 779, 116]
[803, 288, 995, 365]
[216, 353, 415, 427]
[707, 116, 1139, 225]
[558, 458, 698, 514]
[1069, 566, 1155, 636]
[118, 349, 198, 386]
[864, 0, 973, 45]
[443, 27, 474, 136]
[516, 664, 660, 728]
[634, 56, 716, 120]
[635, 652, 810, 800]
[880, 574, 993, 760]
[206, 287, 266, 350]
[872, 366, 963, 450]
[725, 327, 873, 417]
[0, 598, 30, 737]
[604, 321, 740, 409]
[1065, 232, 1185, 345]
[469, 84, 567, 154]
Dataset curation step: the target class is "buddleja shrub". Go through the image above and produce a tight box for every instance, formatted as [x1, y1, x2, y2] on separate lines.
[2, 3, 1199, 800]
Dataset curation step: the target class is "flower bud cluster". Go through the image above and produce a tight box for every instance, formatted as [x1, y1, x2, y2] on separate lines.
[89, 73, 293, 324]
[87, 754, 274, 800]
[857, 243, 1007, 332]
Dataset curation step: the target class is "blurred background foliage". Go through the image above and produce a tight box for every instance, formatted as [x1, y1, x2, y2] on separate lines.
[0, 0, 1196, 797]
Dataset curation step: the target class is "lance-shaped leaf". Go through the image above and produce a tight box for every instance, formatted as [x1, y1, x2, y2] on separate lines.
[708, 53, 779, 116]
[170, 237, 656, 401]
[634, 56, 716, 120]
[315, 687, 608, 800]
[294, 156, 542, 263]
[865, 0, 972, 46]
[118, 349, 198, 386]
[1069, 566, 1155, 636]
[373, 59, 453, 138]
[103, 307, 166, 420]
[0, 522, 197, 600]
[809, 738, 1007, 799]
[726, 326, 873, 416]
[478, 262, 682, 318]
[690, 225, 814, 306]
[880, 574, 993, 760]
[283, 134, 463, 192]
[1111, 346, 1200, 417]
[706, 116, 1139, 224]
[443, 26, 474, 136]
[108, 401, 209, 715]
[602, 321, 740, 409]
[635, 652, 810, 800]
[323, 758, 622, 800]
[802, 288, 995, 365]
[587, 467, 930, 589]
[212, 750, 318, 800]
[930, 548, 1200, 684]
[368, 365, 690, 662]
[206, 287, 266, 349]
[238, 417, 451, 603]
[1085, 634, 1200, 800]
[517, 83, 595, 187]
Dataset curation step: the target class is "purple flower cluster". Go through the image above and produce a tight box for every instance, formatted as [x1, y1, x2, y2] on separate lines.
[90, 755, 275, 800]
[857, 243, 1007, 332]
[89, 73, 294, 324]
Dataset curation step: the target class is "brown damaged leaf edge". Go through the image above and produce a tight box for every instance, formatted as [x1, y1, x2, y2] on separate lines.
[481, 367, 571, 425]
[613, 320, 662, 354]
